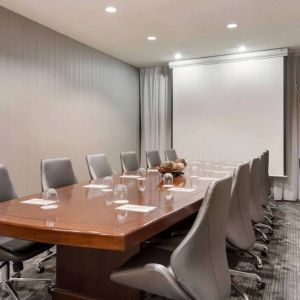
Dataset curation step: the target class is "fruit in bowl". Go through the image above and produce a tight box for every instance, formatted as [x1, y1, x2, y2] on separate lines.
[175, 158, 187, 167]
[157, 161, 185, 174]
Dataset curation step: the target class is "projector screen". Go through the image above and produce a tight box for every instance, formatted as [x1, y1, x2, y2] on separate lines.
[173, 55, 285, 176]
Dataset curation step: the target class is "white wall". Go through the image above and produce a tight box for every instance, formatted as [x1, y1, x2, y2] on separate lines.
[173, 56, 284, 176]
[0, 7, 140, 196]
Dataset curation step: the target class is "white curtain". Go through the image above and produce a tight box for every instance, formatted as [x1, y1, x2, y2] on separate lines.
[140, 66, 172, 166]
[273, 52, 300, 201]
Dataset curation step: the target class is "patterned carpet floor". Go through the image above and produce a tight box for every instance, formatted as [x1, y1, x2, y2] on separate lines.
[0, 200, 299, 299]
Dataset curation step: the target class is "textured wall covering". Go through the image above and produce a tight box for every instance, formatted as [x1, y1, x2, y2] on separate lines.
[0, 6, 140, 196]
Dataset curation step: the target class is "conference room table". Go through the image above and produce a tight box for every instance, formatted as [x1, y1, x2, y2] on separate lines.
[0, 164, 234, 300]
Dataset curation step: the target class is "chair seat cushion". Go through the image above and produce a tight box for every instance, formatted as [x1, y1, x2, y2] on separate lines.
[0, 236, 52, 262]
[111, 247, 192, 300]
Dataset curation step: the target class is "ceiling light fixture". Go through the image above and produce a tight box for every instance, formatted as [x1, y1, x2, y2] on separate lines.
[238, 45, 247, 52]
[174, 53, 182, 59]
[147, 36, 157, 41]
[105, 6, 117, 13]
[227, 23, 238, 29]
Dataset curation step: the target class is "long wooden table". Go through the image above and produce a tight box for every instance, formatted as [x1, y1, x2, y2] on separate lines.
[0, 170, 212, 300]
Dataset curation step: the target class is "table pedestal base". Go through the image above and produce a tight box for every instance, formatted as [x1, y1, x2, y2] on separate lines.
[53, 245, 141, 300]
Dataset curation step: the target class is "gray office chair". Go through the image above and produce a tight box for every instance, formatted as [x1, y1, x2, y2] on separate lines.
[41, 157, 78, 190]
[111, 177, 238, 300]
[120, 151, 139, 172]
[227, 163, 267, 289]
[37, 157, 78, 273]
[249, 158, 273, 243]
[259, 155, 274, 218]
[0, 164, 55, 299]
[86, 153, 114, 179]
[146, 150, 162, 168]
[165, 149, 178, 162]
[264, 150, 272, 197]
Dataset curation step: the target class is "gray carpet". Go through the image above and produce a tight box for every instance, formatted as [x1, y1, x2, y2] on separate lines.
[0, 201, 299, 299]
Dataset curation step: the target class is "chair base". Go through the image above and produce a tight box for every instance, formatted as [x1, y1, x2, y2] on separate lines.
[0, 261, 55, 300]
[245, 250, 263, 270]
[36, 248, 56, 273]
[231, 279, 249, 300]
[230, 269, 265, 289]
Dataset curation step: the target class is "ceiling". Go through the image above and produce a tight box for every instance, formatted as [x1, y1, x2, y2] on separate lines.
[1, 0, 300, 67]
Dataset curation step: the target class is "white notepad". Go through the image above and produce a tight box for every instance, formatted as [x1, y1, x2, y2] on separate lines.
[116, 204, 156, 213]
[147, 169, 159, 173]
[205, 170, 230, 173]
[120, 175, 141, 179]
[83, 184, 109, 189]
[21, 199, 56, 205]
[168, 187, 195, 192]
[198, 177, 220, 181]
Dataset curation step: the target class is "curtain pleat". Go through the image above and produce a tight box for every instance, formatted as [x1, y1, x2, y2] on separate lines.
[273, 53, 300, 200]
[140, 66, 171, 166]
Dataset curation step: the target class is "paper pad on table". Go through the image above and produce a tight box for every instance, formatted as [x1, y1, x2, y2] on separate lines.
[83, 184, 109, 189]
[21, 199, 56, 205]
[168, 187, 195, 192]
[116, 204, 156, 213]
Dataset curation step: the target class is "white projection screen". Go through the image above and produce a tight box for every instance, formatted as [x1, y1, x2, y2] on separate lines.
[172, 54, 285, 176]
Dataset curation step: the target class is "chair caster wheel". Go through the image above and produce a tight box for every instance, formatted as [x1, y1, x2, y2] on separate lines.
[268, 229, 273, 235]
[256, 262, 263, 270]
[48, 283, 55, 294]
[256, 281, 265, 289]
[265, 239, 270, 244]
[261, 250, 268, 257]
[36, 266, 45, 273]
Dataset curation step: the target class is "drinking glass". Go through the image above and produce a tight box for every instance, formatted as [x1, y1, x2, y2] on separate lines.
[163, 173, 173, 187]
[190, 176, 199, 190]
[43, 188, 59, 203]
[191, 165, 199, 177]
[102, 176, 114, 191]
[137, 167, 147, 179]
[114, 184, 128, 204]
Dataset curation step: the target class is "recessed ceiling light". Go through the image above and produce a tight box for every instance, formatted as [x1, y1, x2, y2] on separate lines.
[147, 36, 157, 41]
[227, 23, 238, 29]
[238, 45, 247, 52]
[174, 53, 182, 59]
[105, 6, 117, 13]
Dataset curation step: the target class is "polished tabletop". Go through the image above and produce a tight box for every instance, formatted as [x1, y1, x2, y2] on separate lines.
[0, 169, 219, 251]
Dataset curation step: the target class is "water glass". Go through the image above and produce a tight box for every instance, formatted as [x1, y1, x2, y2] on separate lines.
[163, 173, 173, 187]
[191, 165, 198, 177]
[114, 184, 128, 204]
[42, 188, 59, 203]
[102, 176, 114, 190]
[137, 167, 147, 179]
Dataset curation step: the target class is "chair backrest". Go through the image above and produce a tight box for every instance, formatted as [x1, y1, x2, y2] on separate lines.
[0, 164, 18, 202]
[41, 157, 78, 191]
[86, 153, 114, 180]
[259, 154, 268, 204]
[165, 149, 178, 162]
[226, 163, 256, 250]
[120, 152, 139, 172]
[263, 150, 271, 195]
[171, 176, 232, 300]
[248, 158, 265, 223]
[146, 150, 162, 168]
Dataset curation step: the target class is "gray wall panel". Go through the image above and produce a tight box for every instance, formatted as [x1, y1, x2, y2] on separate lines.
[0, 6, 140, 196]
